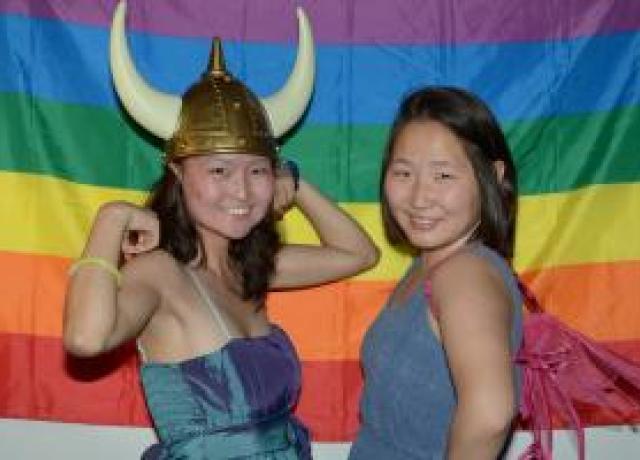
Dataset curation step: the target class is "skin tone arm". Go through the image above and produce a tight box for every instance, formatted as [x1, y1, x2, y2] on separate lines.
[63, 202, 161, 357]
[430, 252, 516, 460]
[271, 176, 380, 289]
[65, 168, 379, 355]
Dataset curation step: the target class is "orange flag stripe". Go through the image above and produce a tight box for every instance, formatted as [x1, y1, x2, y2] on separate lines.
[2, 251, 640, 360]
[0, 250, 391, 360]
[521, 261, 640, 340]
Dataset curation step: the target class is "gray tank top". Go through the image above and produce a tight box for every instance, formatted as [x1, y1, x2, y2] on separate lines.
[350, 244, 523, 459]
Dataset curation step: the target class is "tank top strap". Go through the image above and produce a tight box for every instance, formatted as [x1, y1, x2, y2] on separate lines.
[136, 339, 149, 362]
[185, 267, 233, 341]
[386, 257, 422, 307]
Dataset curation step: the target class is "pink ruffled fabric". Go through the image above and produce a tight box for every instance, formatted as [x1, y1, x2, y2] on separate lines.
[516, 284, 640, 460]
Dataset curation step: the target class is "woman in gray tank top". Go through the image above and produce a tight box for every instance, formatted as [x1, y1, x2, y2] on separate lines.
[350, 87, 523, 459]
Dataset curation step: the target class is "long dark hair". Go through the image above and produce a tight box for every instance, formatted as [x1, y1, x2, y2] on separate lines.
[147, 162, 281, 305]
[380, 86, 517, 259]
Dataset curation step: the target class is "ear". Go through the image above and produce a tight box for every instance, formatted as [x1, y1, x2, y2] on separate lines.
[168, 161, 183, 182]
[493, 160, 505, 184]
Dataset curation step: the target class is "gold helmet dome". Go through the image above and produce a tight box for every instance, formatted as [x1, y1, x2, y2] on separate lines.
[109, 0, 315, 159]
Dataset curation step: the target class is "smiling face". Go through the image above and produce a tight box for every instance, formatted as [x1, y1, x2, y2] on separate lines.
[384, 120, 481, 262]
[175, 153, 275, 241]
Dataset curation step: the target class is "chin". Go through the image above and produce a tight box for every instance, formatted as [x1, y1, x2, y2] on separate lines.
[227, 229, 254, 240]
[408, 238, 441, 251]
[402, 229, 446, 250]
[402, 230, 438, 249]
[198, 218, 260, 241]
[409, 233, 475, 254]
[220, 223, 258, 240]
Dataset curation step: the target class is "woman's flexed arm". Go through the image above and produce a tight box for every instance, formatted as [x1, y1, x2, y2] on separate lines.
[63, 201, 161, 357]
[271, 174, 379, 289]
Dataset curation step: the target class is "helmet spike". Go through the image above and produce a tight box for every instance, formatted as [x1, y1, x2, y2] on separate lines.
[208, 38, 227, 77]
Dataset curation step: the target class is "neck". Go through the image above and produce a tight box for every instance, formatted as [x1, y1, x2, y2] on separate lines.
[421, 220, 481, 268]
[421, 238, 478, 269]
[195, 229, 230, 276]
[196, 229, 246, 298]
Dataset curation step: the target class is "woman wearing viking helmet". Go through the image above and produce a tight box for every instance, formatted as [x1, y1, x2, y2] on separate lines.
[63, 2, 379, 458]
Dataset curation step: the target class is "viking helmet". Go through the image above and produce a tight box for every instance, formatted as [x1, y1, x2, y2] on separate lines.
[109, 1, 315, 159]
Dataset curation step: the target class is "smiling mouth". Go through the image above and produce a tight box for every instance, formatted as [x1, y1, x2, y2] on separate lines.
[410, 215, 439, 223]
[408, 216, 442, 229]
[226, 207, 250, 216]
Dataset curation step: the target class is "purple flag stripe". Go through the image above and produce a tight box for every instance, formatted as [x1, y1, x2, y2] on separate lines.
[2, 0, 640, 44]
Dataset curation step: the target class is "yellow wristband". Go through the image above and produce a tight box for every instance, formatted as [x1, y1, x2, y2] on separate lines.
[68, 257, 122, 286]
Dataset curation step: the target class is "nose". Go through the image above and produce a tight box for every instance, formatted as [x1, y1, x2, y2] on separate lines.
[410, 174, 434, 209]
[228, 169, 249, 200]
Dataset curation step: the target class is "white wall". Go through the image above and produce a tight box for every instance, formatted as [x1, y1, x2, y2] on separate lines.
[1, 419, 639, 459]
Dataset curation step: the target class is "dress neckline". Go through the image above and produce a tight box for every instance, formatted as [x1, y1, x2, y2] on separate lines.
[141, 324, 283, 369]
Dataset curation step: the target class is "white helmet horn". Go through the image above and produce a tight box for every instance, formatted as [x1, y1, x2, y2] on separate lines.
[109, 0, 181, 140]
[261, 7, 315, 137]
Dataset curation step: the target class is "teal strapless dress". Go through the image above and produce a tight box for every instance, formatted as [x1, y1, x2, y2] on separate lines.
[140, 325, 310, 459]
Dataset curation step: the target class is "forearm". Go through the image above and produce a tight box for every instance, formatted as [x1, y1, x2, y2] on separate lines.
[64, 203, 129, 356]
[294, 179, 378, 266]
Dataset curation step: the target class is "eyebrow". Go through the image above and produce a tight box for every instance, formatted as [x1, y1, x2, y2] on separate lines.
[389, 157, 412, 165]
[204, 157, 270, 166]
[203, 156, 231, 164]
[390, 156, 457, 168]
[427, 159, 456, 167]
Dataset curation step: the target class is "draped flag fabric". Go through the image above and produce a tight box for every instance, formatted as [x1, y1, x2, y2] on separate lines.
[1, 0, 640, 457]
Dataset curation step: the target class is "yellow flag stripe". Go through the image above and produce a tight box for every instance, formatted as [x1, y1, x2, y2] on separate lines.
[2, 172, 639, 278]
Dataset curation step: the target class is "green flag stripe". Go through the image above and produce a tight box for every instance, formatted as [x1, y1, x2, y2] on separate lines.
[1, 92, 639, 200]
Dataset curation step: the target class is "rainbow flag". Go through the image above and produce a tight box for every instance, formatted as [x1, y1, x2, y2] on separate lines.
[2, 0, 640, 457]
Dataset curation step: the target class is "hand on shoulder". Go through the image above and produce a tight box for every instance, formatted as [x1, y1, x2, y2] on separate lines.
[112, 203, 160, 260]
[93, 201, 161, 260]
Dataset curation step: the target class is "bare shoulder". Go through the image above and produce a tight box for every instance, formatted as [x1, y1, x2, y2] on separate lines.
[430, 250, 511, 318]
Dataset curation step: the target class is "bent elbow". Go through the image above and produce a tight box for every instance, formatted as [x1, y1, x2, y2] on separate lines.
[63, 331, 106, 358]
[361, 244, 381, 271]
[488, 410, 516, 438]
[459, 396, 517, 440]
[479, 401, 517, 438]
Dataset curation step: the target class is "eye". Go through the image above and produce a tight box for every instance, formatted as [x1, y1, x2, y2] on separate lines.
[208, 166, 228, 177]
[389, 167, 411, 179]
[251, 166, 271, 175]
[435, 171, 455, 181]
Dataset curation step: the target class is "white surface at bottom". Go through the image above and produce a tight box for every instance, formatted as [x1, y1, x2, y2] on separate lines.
[0, 419, 639, 459]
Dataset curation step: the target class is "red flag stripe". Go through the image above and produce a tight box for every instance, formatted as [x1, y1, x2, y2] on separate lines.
[3, 333, 640, 441]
